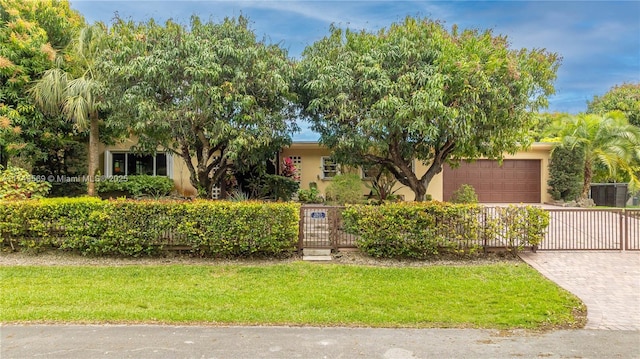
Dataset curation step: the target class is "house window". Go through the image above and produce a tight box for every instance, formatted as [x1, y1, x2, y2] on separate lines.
[106, 151, 172, 178]
[321, 156, 339, 179]
[288, 156, 302, 182]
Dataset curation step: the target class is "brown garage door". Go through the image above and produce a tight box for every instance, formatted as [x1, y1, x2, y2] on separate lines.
[443, 160, 541, 203]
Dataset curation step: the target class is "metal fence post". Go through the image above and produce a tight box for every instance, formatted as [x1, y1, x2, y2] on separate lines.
[329, 207, 338, 251]
[482, 208, 488, 253]
[622, 209, 627, 251]
[298, 206, 305, 252]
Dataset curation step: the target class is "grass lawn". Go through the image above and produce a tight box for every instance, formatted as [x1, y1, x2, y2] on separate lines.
[0, 262, 584, 329]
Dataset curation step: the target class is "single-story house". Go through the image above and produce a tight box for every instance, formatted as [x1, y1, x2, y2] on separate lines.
[99, 140, 553, 203]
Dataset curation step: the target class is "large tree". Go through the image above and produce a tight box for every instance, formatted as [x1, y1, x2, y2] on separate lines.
[546, 112, 640, 198]
[0, 0, 84, 168]
[99, 16, 297, 198]
[588, 83, 640, 127]
[297, 17, 559, 201]
[29, 25, 107, 196]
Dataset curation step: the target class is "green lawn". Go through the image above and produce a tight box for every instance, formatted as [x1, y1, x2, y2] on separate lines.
[0, 262, 584, 329]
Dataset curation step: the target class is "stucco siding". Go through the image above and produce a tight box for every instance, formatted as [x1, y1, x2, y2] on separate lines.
[100, 140, 552, 203]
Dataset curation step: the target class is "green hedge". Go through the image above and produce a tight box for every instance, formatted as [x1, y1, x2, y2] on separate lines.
[176, 200, 300, 257]
[485, 205, 550, 250]
[0, 198, 300, 257]
[342, 202, 549, 258]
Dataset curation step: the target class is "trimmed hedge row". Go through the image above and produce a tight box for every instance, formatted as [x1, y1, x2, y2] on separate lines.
[342, 202, 549, 258]
[0, 198, 300, 257]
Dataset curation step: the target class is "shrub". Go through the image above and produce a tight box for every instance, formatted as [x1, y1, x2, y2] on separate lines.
[325, 173, 364, 204]
[485, 205, 550, 254]
[343, 202, 482, 258]
[0, 198, 300, 258]
[61, 199, 173, 257]
[261, 174, 300, 201]
[298, 182, 323, 203]
[228, 189, 250, 202]
[450, 184, 478, 204]
[548, 145, 584, 201]
[0, 165, 51, 200]
[343, 202, 550, 259]
[128, 175, 175, 198]
[0, 197, 105, 252]
[178, 201, 299, 257]
[281, 157, 299, 181]
[95, 178, 127, 197]
[365, 170, 401, 203]
[96, 175, 174, 199]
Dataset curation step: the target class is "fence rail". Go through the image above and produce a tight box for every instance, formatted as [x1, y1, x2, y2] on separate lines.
[299, 206, 640, 252]
[3, 205, 637, 253]
[299, 205, 546, 251]
[540, 209, 639, 251]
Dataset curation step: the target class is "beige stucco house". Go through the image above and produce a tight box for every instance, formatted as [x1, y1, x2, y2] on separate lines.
[280, 141, 553, 203]
[100, 140, 553, 203]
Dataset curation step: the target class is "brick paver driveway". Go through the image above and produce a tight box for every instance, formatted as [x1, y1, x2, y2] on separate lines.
[519, 251, 640, 330]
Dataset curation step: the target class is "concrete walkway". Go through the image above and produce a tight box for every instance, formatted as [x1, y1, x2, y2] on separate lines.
[2, 325, 640, 359]
[519, 251, 640, 330]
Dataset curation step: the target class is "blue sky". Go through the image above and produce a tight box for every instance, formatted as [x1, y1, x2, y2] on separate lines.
[70, 1, 639, 140]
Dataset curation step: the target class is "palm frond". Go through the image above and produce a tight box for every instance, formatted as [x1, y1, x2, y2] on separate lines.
[28, 68, 69, 116]
[63, 95, 90, 131]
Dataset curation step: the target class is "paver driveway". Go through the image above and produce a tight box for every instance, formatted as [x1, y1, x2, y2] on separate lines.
[519, 251, 640, 330]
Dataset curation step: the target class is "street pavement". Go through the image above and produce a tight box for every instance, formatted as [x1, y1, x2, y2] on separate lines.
[2, 325, 640, 359]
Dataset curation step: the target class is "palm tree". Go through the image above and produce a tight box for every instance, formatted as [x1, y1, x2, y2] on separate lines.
[546, 111, 640, 199]
[29, 25, 105, 196]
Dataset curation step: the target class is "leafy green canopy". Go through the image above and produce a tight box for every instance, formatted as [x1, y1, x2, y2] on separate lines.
[588, 83, 640, 127]
[99, 16, 297, 198]
[297, 17, 559, 201]
[545, 112, 640, 197]
[0, 0, 84, 168]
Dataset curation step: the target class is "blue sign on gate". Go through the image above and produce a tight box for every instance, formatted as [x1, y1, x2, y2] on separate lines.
[310, 212, 326, 219]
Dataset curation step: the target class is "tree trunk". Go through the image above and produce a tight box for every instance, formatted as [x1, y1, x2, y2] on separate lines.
[219, 176, 227, 200]
[87, 114, 99, 196]
[416, 140, 454, 202]
[417, 163, 443, 202]
[197, 170, 212, 198]
[412, 182, 428, 202]
[580, 160, 593, 200]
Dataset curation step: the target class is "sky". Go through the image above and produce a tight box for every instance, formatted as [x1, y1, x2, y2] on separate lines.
[70, 1, 640, 140]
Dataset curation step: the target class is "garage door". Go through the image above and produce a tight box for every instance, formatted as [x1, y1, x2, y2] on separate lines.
[443, 160, 541, 203]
